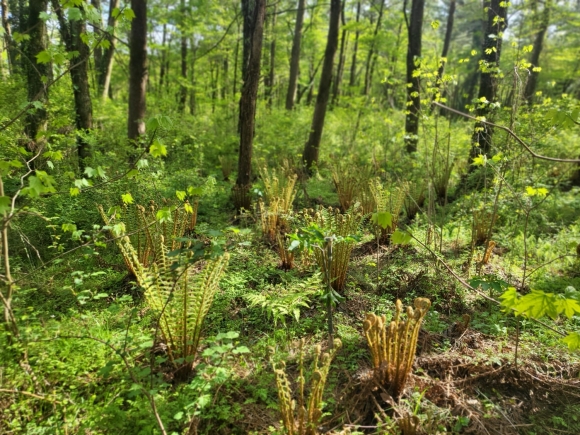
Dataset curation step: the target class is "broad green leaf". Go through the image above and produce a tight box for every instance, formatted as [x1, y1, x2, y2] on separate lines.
[121, 193, 134, 204]
[371, 211, 393, 230]
[0, 196, 10, 214]
[499, 287, 520, 311]
[67, 7, 83, 21]
[514, 290, 559, 320]
[176, 190, 186, 201]
[553, 295, 580, 319]
[149, 140, 167, 158]
[472, 154, 487, 166]
[36, 50, 52, 64]
[391, 230, 412, 245]
[562, 332, 580, 351]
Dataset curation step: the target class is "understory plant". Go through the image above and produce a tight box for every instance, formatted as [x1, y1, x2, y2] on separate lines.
[118, 232, 229, 372]
[369, 179, 405, 241]
[364, 298, 431, 397]
[271, 338, 342, 435]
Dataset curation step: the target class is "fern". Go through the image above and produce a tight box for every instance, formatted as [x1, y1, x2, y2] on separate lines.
[132, 239, 229, 370]
[364, 298, 431, 397]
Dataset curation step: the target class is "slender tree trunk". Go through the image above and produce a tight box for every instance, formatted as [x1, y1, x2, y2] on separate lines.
[524, 0, 551, 104]
[332, 0, 347, 105]
[91, 0, 102, 85]
[222, 54, 228, 100]
[233, 23, 240, 98]
[1, 0, 15, 73]
[178, 0, 187, 113]
[266, 3, 276, 108]
[285, 0, 305, 110]
[24, 0, 50, 159]
[404, 0, 425, 153]
[470, 0, 508, 160]
[52, 0, 93, 170]
[189, 39, 197, 115]
[434, 0, 456, 98]
[99, 0, 120, 100]
[159, 23, 167, 92]
[235, 0, 266, 209]
[363, 0, 385, 96]
[348, 1, 361, 89]
[128, 0, 147, 143]
[302, 0, 341, 169]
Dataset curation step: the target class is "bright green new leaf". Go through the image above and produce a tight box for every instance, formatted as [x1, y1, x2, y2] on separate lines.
[472, 154, 487, 166]
[553, 294, 580, 319]
[36, 51, 52, 64]
[499, 287, 520, 312]
[123, 8, 136, 20]
[67, 7, 83, 20]
[156, 207, 172, 223]
[514, 290, 559, 320]
[176, 190, 186, 201]
[371, 211, 392, 230]
[149, 140, 167, 158]
[391, 230, 412, 245]
[70, 187, 80, 197]
[122, 193, 134, 204]
[562, 332, 580, 351]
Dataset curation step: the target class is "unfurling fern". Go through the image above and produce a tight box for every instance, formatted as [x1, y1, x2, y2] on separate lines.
[106, 226, 229, 372]
[364, 298, 431, 397]
[306, 206, 362, 292]
[271, 338, 342, 435]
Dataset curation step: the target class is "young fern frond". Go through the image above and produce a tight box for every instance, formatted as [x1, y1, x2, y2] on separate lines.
[306, 206, 361, 292]
[271, 339, 342, 435]
[369, 179, 405, 238]
[363, 298, 431, 397]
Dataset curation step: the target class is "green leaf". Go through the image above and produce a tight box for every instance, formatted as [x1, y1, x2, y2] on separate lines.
[149, 140, 167, 158]
[121, 193, 134, 204]
[123, 8, 136, 20]
[156, 207, 172, 223]
[553, 294, 580, 319]
[391, 230, 412, 245]
[514, 290, 559, 320]
[36, 50, 52, 64]
[0, 196, 10, 214]
[67, 7, 83, 21]
[472, 154, 487, 166]
[371, 211, 392, 230]
[562, 332, 580, 351]
[176, 190, 186, 201]
[499, 287, 520, 311]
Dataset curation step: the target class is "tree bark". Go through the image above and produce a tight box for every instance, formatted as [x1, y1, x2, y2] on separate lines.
[470, 0, 508, 160]
[52, 0, 93, 170]
[332, 0, 347, 105]
[434, 0, 456, 99]
[348, 1, 361, 89]
[285, 0, 305, 110]
[404, 0, 425, 153]
[91, 0, 102, 84]
[128, 0, 147, 143]
[189, 38, 197, 115]
[1, 0, 15, 73]
[265, 2, 276, 108]
[302, 0, 341, 169]
[363, 0, 385, 96]
[235, 0, 266, 209]
[158, 23, 167, 92]
[524, 0, 551, 104]
[24, 0, 50, 159]
[178, 0, 187, 113]
[99, 0, 119, 100]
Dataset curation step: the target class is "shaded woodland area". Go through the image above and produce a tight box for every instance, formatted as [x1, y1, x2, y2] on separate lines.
[2, 0, 580, 434]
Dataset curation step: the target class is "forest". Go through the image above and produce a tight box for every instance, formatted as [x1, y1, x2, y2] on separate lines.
[2, 0, 580, 433]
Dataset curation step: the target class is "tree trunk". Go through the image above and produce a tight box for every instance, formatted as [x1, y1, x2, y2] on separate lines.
[99, 0, 120, 100]
[285, 0, 305, 110]
[524, 0, 551, 104]
[52, 0, 93, 170]
[235, 0, 266, 209]
[404, 0, 425, 153]
[178, 0, 187, 113]
[302, 0, 341, 169]
[363, 0, 385, 96]
[24, 0, 50, 159]
[128, 0, 147, 143]
[266, 3, 276, 109]
[470, 0, 508, 160]
[159, 23, 167, 92]
[332, 0, 347, 105]
[348, 1, 361, 89]
[1, 0, 15, 73]
[222, 55, 228, 100]
[91, 0, 102, 85]
[434, 0, 456, 99]
[189, 39, 197, 115]
[233, 22, 240, 98]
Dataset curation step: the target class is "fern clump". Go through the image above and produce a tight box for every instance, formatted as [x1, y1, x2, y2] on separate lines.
[369, 179, 405, 240]
[272, 338, 342, 435]
[306, 206, 361, 292]
[98, 200, 198, 273]
[134, 240, 229, 372]
[364, 298, 431, 397]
